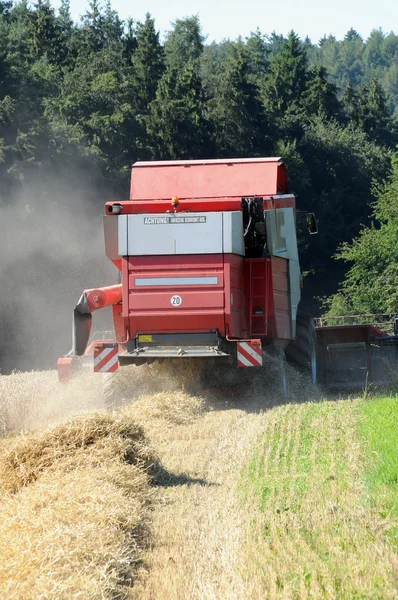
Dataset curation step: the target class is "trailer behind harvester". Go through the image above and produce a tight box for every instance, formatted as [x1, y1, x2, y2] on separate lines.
[58, 158, 398, 401]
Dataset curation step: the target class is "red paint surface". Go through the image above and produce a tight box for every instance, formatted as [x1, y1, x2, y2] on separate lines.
[85, 284, 122, 312]
[270, 256, 291, 341]
[129, 158, 288, 200]
[106, 198, 243, 214]
[223, 254, 248, 338]
[57, 357, 73, 382]
[124, 255, 228, 336]
[105, 195, 295, 215]
[112, 304, 126, 345]
[120, 253, 288, 345]
[244, 258, 273, 338]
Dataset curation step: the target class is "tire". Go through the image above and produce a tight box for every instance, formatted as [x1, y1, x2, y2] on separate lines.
[286, 314, 317, 385]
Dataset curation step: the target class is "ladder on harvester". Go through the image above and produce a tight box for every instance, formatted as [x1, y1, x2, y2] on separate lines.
[249, 258, 270, 337]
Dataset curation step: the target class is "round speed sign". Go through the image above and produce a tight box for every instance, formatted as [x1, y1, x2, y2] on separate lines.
[170, 295, 182, 306]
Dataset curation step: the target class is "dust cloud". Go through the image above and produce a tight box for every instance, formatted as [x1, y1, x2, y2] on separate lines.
[0, 173, 119, 374]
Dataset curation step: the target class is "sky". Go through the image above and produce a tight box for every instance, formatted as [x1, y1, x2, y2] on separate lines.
[54, 0, 398, 44]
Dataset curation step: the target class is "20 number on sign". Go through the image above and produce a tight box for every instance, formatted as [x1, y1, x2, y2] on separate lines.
[171, 295, 182, 306]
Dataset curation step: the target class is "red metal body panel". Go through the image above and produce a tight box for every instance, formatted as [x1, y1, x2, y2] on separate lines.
[123, 255, 228, 336]
[105, 195, 295, 215]
[129, 158, 288, 201]
[223, 254, 248, 338]
[244, 258, 273, 338]
[118, 252, 290, 345]
[106, 198, 242, 214]
[112, 304, 126, 344]
[269, 256, 291, 342]
[57, 357, 73, 382]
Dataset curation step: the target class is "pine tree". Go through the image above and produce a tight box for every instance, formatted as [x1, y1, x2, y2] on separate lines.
[266, 32, 285, 57]
[123, 18, 136, 62]
[131, 14, 164, 114]
[343, 78, 396, 145]
[102, 0, 123, 47]
[208, 49, 268, 157]
[81, 0, 104, 54]
[164, 16, 203, 71]
[148, 59, 207, 159]
[303, 66, 340, 119]
[30, 0, 60, 62]
[358, 78, 396, 145]
[364, 29, 386, 70]
[339, 28, 364, 87]
[262, 31, 308, 117]
[244, 29, 268, 88]
[342, 82, 360, 124]
[56, 0, 76, 66]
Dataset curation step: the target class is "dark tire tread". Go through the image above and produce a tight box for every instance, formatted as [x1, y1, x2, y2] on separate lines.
[286, 313, 317, 385]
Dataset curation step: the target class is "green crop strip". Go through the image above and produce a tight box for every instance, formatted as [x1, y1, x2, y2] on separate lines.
[359, 395, 398, 549]
[238, 397, 398, 599]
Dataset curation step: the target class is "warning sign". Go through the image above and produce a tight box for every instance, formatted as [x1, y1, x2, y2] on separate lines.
[144, 216, 206, 225]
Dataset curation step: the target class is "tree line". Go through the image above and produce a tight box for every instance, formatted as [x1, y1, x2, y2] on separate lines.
[1, 0, 398, 319]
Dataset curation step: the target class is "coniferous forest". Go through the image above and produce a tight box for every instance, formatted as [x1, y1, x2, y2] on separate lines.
[1, 1, 398, 371]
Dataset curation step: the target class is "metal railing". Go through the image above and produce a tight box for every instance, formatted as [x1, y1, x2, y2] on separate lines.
[314, 313, 398, 335]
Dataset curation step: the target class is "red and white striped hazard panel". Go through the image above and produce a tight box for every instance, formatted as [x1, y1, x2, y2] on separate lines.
[93, 343, 119, 373]
[237, 340, 263, 367]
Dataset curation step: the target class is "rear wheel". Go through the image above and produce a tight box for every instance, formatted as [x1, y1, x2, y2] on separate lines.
[286, 314, 317, 385]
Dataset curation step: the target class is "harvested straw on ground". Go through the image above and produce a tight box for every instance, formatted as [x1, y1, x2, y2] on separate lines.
[0, 410, 156, 599]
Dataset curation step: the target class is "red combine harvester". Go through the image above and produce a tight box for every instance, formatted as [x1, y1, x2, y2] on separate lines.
[58, 157, 398, 398]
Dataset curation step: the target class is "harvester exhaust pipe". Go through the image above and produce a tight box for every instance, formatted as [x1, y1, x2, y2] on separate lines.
[70, 284, 122, 356]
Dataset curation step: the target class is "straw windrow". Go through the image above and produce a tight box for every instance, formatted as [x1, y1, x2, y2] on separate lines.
[0, 409, 156, 599]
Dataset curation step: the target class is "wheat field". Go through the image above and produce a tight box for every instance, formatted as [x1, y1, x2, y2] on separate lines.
[0, 369, 397, 599]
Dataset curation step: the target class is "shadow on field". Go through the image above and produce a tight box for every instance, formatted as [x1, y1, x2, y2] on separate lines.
[152, 464, 218, 488]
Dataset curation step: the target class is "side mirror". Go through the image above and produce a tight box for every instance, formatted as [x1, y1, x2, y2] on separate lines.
[306, 213, 318, 235]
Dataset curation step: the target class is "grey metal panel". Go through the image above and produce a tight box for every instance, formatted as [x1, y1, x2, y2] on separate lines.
[222, 212, 245, 256]
[121, 346, 229, 359]
[125, 213, 223, 255]
[118, 214, 128, 256]
[265, 208, 299, 261]
[265, 207, 301, 338]
[174, 213, 222, 254]
[135, 276, 219, 286]
[116, 211, 245, 257]
[103, 215, 120, 260]
[289, 260, 301, 338]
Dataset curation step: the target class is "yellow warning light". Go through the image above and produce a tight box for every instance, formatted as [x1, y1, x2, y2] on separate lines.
[171, 195, 180, 212]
